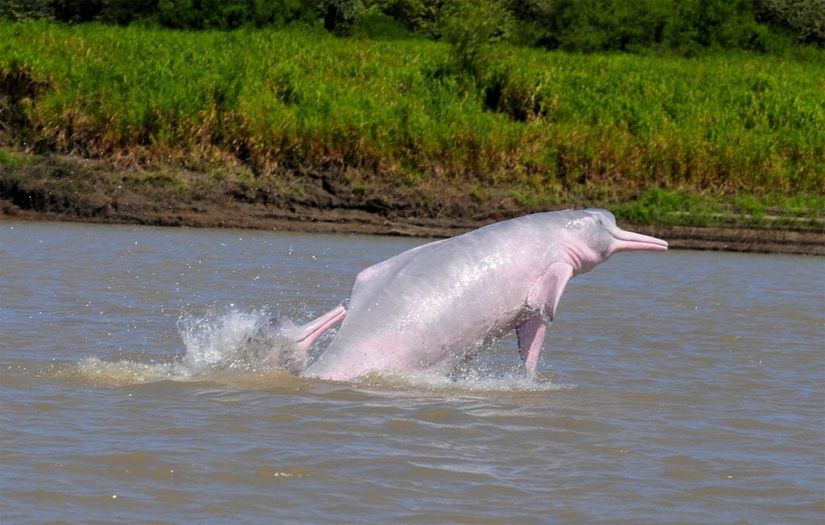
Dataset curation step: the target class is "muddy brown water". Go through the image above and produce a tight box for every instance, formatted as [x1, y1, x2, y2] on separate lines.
[1, 221, 823, 523]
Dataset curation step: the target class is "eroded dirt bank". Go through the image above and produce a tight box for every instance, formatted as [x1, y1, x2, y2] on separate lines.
[2, 154, 823, 256]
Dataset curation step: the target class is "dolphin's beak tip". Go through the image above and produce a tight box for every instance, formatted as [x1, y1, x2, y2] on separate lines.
[613, 230, 669, 253]
[652, 239, 669, 252]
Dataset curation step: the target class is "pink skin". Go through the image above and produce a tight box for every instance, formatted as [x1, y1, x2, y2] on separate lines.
[293, 209, 666, 381]
[291, 306, 347, 352]
[278, 305, 346, 358]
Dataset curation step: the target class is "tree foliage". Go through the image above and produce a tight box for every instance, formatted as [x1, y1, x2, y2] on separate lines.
[506, 0, 793, 53]
[440, 0, 512, 76]
[755, 0, 825, 45]
[0, 0, 319, 28]
[0, 0, 821, 49]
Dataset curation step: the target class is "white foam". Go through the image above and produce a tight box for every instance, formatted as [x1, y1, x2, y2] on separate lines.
[177, 307, 310, 375]
[354, 366, 570, 393]
[59, 308, 307, 387]
[179, 309, 270, 371]
[68, 357, 185, 386]
[57, 308, 569, 392]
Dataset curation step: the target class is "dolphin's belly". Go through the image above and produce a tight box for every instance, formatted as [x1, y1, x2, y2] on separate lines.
[308, 282, 526, 379]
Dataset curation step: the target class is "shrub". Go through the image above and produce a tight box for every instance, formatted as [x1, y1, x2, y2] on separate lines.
[440, 0, 512, 77]
[0, 0, 53, 20]
[372, 0, 445, 36]
[320, 0, 361, 35]
[755, 0, 825, 46]
[351, 7, 414, 39]
[482, 67, 545, 122]
[156, 0, 317, 30]
[0, 0, 320, 28]
[507, 0, 786, 54]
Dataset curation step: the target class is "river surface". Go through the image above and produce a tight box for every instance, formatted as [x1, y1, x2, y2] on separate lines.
[1, 220, 823, 524]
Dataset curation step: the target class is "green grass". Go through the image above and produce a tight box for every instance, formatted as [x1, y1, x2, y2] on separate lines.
[1, 20, 823, 226]
[0, 148, 34, 168]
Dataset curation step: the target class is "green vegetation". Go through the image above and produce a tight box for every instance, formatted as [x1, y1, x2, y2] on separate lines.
[1, 0, 823, 48]
[0, 148, 34, 168]
[0, 19, 823, 229]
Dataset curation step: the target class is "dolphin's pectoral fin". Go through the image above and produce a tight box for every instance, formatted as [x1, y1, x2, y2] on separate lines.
[517, 263, 573, 378]
[516, 315, 546, 379]
[527, 262, 574, 322]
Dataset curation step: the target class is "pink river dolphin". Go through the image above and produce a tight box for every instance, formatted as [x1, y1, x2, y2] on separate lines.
[282, 209, 667, 381]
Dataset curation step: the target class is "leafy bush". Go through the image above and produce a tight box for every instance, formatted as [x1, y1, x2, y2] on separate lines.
[156, 0, 317, 29]
[320, 0, 360, 35]
[351, 7, 415, 39]
[440, 0, 512, 76]
[0, 0, 320, 28]
[1, 0, 820, 52]
[0, 0, 53, 20]
[755, 0, 825, 45]
[507, 0, 790, 54]
[372, 0, 445, 36]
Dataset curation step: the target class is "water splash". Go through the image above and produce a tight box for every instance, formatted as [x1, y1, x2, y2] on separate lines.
[178, 309, 306, 375]
[67, 357, 185, 387]
[55, 308, 307, 387]
[48, 308, 566, 392]
[354, 366, 570, 393]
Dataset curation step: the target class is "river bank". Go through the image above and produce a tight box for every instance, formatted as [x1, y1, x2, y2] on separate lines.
[2, 23, 822, 255]
[2, 152, 822, 255]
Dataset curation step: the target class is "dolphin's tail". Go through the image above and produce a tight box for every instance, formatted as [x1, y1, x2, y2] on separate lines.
[274, 305, 346, 370]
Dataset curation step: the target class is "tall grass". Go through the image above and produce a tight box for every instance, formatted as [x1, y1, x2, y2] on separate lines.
[1, 20, 823, 204]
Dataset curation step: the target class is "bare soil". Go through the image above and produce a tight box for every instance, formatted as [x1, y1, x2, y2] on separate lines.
[2, 154, 823, 256]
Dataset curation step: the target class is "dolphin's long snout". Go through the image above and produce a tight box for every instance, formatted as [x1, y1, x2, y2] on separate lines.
[611, 229, 669, 253]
